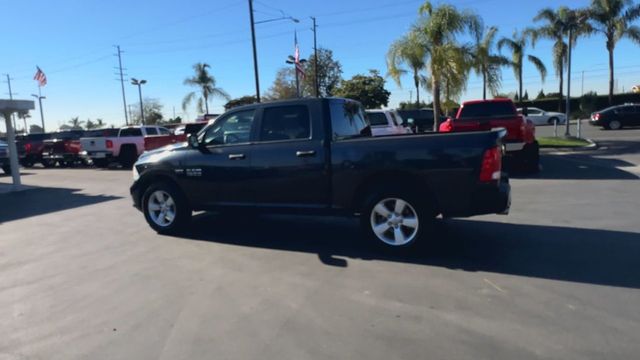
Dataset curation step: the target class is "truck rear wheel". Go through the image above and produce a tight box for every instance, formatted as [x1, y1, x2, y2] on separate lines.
[361, 189, 435, 249]
[142, 182, 191, 234]
[93, 158, 109, 168]
[521, 141, 540, 174]
[119, 146, 138, 168]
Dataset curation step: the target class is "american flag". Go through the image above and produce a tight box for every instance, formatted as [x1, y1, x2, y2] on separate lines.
[294, 32, 305, 79]
[34, 66, 47, 87]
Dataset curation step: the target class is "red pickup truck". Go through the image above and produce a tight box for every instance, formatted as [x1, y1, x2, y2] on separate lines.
[439, 99, 539, 172]
[41, 130, 87, 167]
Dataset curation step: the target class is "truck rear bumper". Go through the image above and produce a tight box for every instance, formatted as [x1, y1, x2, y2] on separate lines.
[470, 177, 511, 216]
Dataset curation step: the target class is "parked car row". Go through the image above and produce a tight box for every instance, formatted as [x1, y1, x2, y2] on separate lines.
[0, 140, 10, 174]
[8, 123, 208, 170]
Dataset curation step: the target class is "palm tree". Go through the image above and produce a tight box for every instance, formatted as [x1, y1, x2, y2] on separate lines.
[386, 31, 428, 108]
[498, 30, 548, 106]
[68, 117, 84, 130]
[471, 26, 510, 100]
[534, 7, 592, 112]
[416, 1, 482, 131]
[588, 0, 640, 104]
[182, 63, 230, 115]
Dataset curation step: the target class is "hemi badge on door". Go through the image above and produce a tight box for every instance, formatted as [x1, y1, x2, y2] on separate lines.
[174, 169, 185, 174]
[185, 168, 202, 177]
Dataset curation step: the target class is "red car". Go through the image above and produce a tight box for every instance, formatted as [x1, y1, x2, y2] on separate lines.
[439, 99, 539, 172]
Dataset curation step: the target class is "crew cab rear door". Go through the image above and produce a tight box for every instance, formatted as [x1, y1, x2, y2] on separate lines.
[249, 102, 329, 209]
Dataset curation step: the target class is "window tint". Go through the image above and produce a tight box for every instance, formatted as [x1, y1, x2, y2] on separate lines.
[145, 128, 158, 136]
[528, 109, 542, 115]
[158, 127, 171, 135]
[120, 128, 143, 137]
[458, 102, 516, 118]
[202, 109, 255, 145]
[367, 112, 388, 126]
[330, 100, 371, 140]
[53, 131, 84, 140]
[260, 105, 311, 142]
[84, 129, 119, 137]
[390, 112, 403, 126]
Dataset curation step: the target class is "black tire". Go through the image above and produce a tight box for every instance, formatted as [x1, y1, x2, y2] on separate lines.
[142, 181, 191, 234]
[548, 117, 558, 125]
[118, 146, 138, 168]
[20, 158, 34, 168]
[607, 120, 622, 130]
[2, 165, 10, 174]
[41, 159, 55, 168]
[360, 187, 435, 249]
[93, 158, 109, 168]
[520, 141, 540, 174]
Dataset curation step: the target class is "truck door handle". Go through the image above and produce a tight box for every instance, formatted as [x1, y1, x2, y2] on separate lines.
[228, 153, 245, 160]
[296, 150, 316, 157]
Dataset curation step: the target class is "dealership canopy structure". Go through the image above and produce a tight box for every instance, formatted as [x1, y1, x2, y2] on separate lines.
[1, 99, 35, 188]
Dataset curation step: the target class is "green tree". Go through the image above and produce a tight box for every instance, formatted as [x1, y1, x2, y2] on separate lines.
[471, 26, 510, 99]
[224, 95, 258, 110]
[334, 70, 391, 109]
[588, 0, 640, 104]
[536, 89, 546, 99]
[386, 30, 428, 107]
[498, 29, 548, 107]
[416, 1, 482, 130]
[182, 62, 230, 115]
[67, 117, 84, 129]
[533, 7, 592, 112]
[132, 99, 164, 125]
[85, 119, 97, 130]
[302, 48, 343, 97]
[264, 68, 298, 100]
[29, 124, 43, 134]
[523, 90, 529, 100]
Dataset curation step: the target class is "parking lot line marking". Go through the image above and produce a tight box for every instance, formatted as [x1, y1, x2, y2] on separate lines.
[484, 278, 506, 293]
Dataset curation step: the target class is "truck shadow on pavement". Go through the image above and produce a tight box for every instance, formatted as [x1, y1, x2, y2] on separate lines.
[0, 187, 121, 224]
[183, 213, 640, 289]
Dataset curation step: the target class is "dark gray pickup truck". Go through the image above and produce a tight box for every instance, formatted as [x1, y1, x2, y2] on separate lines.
[131, 98, 510, 248]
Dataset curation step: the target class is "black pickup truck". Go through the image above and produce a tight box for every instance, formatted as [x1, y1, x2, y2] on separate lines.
[131, 98, 510, 248]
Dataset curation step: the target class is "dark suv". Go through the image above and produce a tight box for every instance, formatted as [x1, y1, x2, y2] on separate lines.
[590, 104, 640, 130]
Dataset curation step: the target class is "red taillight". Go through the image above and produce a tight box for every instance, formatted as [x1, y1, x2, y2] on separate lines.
[479, 146, 502, 182]
[24, 143, 32, 152]
[593, 113, 601, 120]
[439, 119, 453, 132]
[106, 140, 113, 149]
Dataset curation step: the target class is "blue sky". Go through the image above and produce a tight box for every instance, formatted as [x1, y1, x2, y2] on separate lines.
[1, 0, 639, 131]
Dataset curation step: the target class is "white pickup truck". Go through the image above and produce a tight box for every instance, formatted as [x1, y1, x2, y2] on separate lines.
[80, 125, 178, 168]
[366, 109, 414, 136]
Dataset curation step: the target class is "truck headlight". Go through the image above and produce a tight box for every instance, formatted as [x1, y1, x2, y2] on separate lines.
[132, 165, 140, 181]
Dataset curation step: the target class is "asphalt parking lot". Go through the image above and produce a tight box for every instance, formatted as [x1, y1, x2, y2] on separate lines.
[1, 126, 639, 360]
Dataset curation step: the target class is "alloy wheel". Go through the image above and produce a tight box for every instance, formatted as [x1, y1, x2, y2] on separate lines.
[370, 198, 419, 246]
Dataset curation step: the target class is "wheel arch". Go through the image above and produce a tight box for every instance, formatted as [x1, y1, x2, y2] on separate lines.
[136, 171, 186, 209]
[351, 171, 439, 214]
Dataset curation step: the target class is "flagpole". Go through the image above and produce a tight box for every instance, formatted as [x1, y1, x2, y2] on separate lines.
[37, 86, 45, 133]
[294, 31, 300, 98]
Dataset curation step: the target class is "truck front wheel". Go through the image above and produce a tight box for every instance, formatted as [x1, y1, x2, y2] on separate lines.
[361, 190, 434, 249]
[142, 182, 191, 234]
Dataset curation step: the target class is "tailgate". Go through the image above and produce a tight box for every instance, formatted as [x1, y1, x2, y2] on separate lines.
[80, 137, 108, 152]
[453, 116, 523, 141]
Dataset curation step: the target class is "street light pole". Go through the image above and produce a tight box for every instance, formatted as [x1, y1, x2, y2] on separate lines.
[131, 78, 146, 125]
[248, 0, 300, 103]
[31, 91, 46, 133]
[311, 17, 319, 98]
[248, 0, 261, 103]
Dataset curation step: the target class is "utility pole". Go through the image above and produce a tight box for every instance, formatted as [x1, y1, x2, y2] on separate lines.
[31, 89, 46, 133]
[311, 16, 319, 97]
[248, 0, 261, 103]
[4, 74, 18, 130]
[115, 45, 129, 125]
[581, 70, 584, 96]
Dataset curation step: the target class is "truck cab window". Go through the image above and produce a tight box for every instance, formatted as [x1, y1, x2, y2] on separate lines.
[260, 105, 311, 141]
[145, 128, 158, 136]
[330, 100, 371, 140]
[120, 128, 143, 137]
[202, 109, 255, 146]
[367, 113, 388, 126]
[158, 128, 171, 135]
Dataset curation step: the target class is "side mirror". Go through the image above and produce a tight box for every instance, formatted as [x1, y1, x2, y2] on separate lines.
[188, 133, 200, 149]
